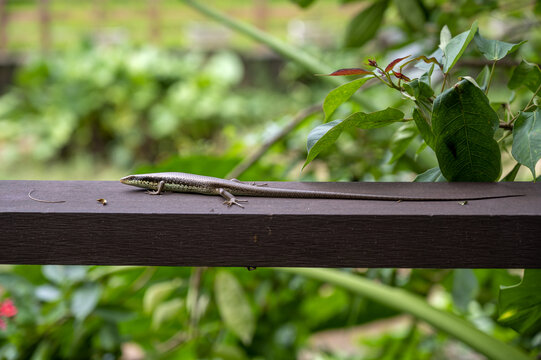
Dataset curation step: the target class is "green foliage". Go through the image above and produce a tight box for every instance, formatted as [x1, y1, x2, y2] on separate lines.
[388, 122, 418, 164]
[394, 0, 425, 32]
[308, 23, 539, 183]
[282, 268, 530, 360]
[71, 283, 102, 321]
[473, 31, 526, 61]
[214, 271, 256, 345]
[344, 0, 389, 48]
[499, 270, 541, 336]
[2, 1, 541, 358]
[290, 0, 317, 8]
[508, 60, 541, 93]
[0, 45, 297, 168]
[413, 167, 445, 182]
[304, 108, 404, 168]
[512, 110, 541, 179]
[322, 76, 373, 121]
[432, 79, 501, 181]
[441, 21, 478, 73]
[452, 269, 479, 312]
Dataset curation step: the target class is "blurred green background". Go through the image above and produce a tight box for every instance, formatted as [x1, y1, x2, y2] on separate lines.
[0, 0, 540, 359]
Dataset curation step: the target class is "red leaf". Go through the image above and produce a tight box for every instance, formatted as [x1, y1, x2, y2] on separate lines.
[385, 55, 411, 72]
[393, 72, 411, 82]
[321, 68, 372, 76]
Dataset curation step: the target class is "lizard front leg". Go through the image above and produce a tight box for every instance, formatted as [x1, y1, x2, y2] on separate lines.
[218, 188, 247, 208]
[147, 180, 165, 195]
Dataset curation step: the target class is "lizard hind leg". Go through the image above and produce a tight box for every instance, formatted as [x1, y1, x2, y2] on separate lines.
[218, 188, 248, 208]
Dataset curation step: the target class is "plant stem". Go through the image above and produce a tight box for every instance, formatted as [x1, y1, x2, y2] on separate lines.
[523, 83, 541, 111]
[508, 84, 541, 124]
[226, 104, 321, 179]
[182, 0, 376, 111]
[440, 73, 448, 93]
[499, 122, 513, 130]
[485, 61, 497, 94]
[278, 268, 530, 360]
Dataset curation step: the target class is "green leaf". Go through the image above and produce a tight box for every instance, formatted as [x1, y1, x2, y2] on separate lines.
[42, 265, 88, 285]
[452, 269, 478, 312]
[211, 344, 248, 360]
[215, 271, 255, 345]
[511, 110, 541, 179]
[413, 167, 446, 182]
[499, 269, 541, 335]
[152, 298, 184, 330]
[404, 76, 434, 100]
[439, 25, 452, 50]
[323, 76, 373, 121]
[143, 278, 183, 314]
[70, 283, 102, 321]
[281, 267, 530, 360]
[35, 285, 61, 302]
[442, 21, 478, 73]
[304, 108, 404, 168]
[501, 163, 521, 182]
[30, 341, 52, 360]
[389, 122, 418, 164]
[344, 0, 389, 48]
[473, 31, 526, 61]
[289, 0, 316, 8]
[508, 60, 541, 93]
[476, 65, 491, 92]
[432, 79, 501, 181]
[394, 0, 425, 31]
[412, 108, 435, 149]
[98, 323, 121, 352]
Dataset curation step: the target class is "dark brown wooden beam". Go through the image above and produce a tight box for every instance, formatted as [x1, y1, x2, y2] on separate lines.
[1, 180, 540, 268]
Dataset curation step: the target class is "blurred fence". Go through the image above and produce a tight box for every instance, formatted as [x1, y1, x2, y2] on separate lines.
[0, 0, 275, 54]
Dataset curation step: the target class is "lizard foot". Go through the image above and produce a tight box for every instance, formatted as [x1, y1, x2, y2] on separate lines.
[146, 190, 161, 195]
[223, 198, 248, 208]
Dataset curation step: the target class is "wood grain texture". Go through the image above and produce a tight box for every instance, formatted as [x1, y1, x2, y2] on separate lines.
[1, 180, 540, 268]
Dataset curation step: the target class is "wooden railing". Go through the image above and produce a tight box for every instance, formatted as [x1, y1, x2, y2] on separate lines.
[1, 180, 540, 267]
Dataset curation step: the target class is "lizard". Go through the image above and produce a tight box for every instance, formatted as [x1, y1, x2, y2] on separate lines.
[119, 172, 522, 208]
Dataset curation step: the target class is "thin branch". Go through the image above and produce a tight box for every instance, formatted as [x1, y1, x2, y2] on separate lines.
[524, 83, 541, 111]
[440, 73, 448, 93]
[485, 61, 497, 94]
[181, 0, 376, 111]
[499, 122, 513, 131]
[508, 83, 541, 124]
[226, 104, 321, 179]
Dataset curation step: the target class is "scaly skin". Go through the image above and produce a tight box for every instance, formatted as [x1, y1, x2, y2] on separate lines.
[120, 172, 522, 208]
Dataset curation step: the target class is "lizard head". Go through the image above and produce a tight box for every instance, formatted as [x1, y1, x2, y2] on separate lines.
[119, 174, 157, 189]
[119, 175, 137, 185]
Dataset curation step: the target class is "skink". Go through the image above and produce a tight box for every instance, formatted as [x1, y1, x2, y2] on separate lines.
[120, 172, 521, 208]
